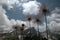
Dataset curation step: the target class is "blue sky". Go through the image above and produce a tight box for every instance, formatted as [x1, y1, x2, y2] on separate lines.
[0, 0, 60, 33]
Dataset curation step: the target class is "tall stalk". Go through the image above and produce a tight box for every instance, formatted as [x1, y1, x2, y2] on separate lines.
[26, 15, 32, 40]
[13, 25, 19, 40]
[21, 24, 25, 40]
[36, 21, 40, 37]
[34, 17, 41, 40]
[29, 21, 32, 40]
[36, 23, 39, 36]
[15, 29, 19, 40]
[44, 13, 48, 40]
[21, 29, 24, 40]
[39, 4, 49, 40]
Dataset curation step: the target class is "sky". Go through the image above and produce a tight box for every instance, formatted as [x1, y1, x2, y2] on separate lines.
[0, 0, 60, 33]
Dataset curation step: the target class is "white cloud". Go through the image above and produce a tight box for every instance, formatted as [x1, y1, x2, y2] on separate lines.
[0, 5, 13, 33]
[0, 0, 20, 9]
[22, 1, 41, 15]
[47, 7, 60, 32]
[47, 7, 60, 22]
[20, 0, 28, 2]
[0, 0, 8, 5]
[0, 0, 31, 10]
[0, 0, 20, 5]
[31, 7, 60, 32]
[0, 6, 10, 25]
[10, 19, 27, 26]
[0, 5, 28, 33]
[47, 8, 60, 22]
[48, 21, 60, 32]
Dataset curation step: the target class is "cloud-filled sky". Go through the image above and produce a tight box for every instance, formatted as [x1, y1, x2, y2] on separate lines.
[0, 0, 60, 33]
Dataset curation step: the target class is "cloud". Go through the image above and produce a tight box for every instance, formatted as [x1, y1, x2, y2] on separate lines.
[47, 8, 60, 22]
[48, 21, 60, 32]
[20, 0, 28, 2]
[0, 0, 31, 10]
[0, 5, 27, 33]
[47, 7, 60, 32]
[0, 0, 20, 9]
[0, 0, 41, 33]
[22, 1, 41, 15]
[0, 6, 28, 33]
[10, 19, 27, 26]
[0, 6, 10, 25]
[0, 0, 20, 5]
[0, 5, 13, 33]
[31, 7, 60, 32]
